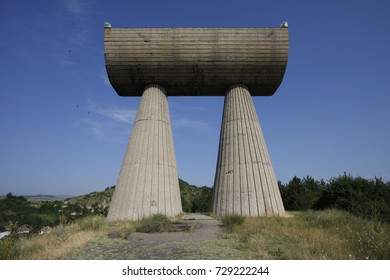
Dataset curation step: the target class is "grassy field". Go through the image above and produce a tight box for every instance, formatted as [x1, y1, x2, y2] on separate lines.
[1, 209, 389, 260]
[221, 210, 390, 259]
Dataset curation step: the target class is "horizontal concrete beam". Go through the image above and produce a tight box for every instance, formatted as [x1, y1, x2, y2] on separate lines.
[104, 28, 289, 96]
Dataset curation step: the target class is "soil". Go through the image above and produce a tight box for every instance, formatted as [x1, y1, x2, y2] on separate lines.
[63, 214, 251, 260]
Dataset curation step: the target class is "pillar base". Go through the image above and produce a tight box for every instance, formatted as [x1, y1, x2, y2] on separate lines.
[213, 85, 285, 216]
[107, 85, 182, 221]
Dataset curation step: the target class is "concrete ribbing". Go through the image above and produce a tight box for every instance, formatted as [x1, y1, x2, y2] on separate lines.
[104, 27, 289, 97]
[213, 85, 285, 216]
[107, 85, 182, 221]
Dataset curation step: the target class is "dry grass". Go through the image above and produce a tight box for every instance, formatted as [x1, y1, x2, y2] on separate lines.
[223, 209, 390, 259]
[0, 214, 197, 259]
[17, 230, 103, 259]
[3, 210, 389, 260]
[0, 215, 108, 260]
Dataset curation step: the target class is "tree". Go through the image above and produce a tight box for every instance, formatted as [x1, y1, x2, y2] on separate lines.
[280, 176, 323, 211]
[317, 174, 390, 222]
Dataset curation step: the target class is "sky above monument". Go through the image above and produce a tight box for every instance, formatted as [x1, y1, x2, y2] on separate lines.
[1, 0, 389, 196]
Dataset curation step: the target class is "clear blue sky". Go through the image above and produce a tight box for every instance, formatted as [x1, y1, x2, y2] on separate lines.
[1, 0, 389, 196]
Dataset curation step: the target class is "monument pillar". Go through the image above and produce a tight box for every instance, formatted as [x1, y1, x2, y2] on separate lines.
[107, 85, 182, 220]
[213, 85, 285, 216]
[104, 26, 289, 220]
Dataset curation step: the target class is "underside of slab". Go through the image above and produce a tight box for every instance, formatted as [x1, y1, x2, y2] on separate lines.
[104, 27, 288, 96]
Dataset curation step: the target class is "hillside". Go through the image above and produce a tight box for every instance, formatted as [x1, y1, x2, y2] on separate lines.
[25, 195, 69, 202]
[65, 179, 212, 214]
[0, 179, 211, 233]
[179, 179, 213, 213]
[64, 186, 115, 216]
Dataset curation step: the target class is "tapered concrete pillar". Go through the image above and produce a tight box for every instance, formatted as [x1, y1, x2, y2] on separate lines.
[213, 85, 285, 216]
[107, 85, 182, 221]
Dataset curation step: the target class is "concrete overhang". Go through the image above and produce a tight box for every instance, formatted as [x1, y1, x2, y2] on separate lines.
[104, 27, 289, 96]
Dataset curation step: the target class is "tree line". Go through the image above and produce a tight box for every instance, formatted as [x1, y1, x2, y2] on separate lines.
[1, 174, 389, 233]
[279, 173, 390, 222]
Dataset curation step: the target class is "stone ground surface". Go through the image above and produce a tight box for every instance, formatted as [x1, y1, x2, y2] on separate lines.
[63, 214, 252, 260]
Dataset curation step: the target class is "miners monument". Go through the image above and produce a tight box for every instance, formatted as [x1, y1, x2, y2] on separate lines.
[104, 23, 288, 220]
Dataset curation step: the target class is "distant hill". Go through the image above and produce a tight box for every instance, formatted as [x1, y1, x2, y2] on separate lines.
[179, 179, 212, 213]
[0, 179, 212, 232]
[65, 179, 212, 213]
[64, 179, 212, 212]
[65, 186, 115, 210]
[24, 195, 71, 202]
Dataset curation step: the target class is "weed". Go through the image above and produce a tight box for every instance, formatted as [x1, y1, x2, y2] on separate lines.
[107, 221, 135, 240]
[76, 215, 106, 231]
[270, 247, 287, 259]
[134, 214, 173, 233]
[59, 214, 68, 225]
[220, 214, 245, 233]
[52, 225, 70, 242]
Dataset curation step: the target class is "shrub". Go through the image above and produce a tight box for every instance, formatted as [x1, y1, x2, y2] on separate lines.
[76, 215, 106, 231]
[51, 225, 69, 242]
[134, 214, 172, 233]
[0, 221, 20, 259]
[221, 214, 245, 233]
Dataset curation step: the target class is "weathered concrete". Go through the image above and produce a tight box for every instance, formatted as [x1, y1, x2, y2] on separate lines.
[107, 85, 182, 221]
[213, 85, 285, 216]
[104, 27, 289, 97]
[104, 26, 289, 221]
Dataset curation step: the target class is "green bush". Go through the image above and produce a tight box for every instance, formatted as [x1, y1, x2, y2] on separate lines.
[221, 214, 245, 233]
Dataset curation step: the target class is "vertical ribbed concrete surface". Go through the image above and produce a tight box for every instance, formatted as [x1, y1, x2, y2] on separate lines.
[213, 85, 285, 216]
[107, 85, 182, 221]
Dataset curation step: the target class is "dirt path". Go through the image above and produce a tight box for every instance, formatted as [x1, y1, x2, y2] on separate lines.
[64, 214, 249, 260]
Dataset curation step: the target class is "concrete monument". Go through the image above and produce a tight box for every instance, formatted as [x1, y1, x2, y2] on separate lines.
[104, 24, 288, 220]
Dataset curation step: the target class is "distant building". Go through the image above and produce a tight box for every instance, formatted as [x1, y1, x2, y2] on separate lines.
[39, 226, 52, 235]
[17, 227, 30, 235]
[0, 231, 10, 240]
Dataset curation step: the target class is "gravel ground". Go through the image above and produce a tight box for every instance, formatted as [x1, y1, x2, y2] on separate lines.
[63, 214, 250, 260]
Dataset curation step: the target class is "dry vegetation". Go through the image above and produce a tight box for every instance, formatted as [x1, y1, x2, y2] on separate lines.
[0, 216, 108, 259]
[1, 210, 389, 260]
[0, 214, 193, 259]
[221, 209, 390, 259]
